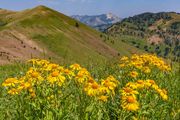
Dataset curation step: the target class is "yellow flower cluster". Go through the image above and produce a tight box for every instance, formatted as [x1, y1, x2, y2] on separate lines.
[2, 59, 119, 102]
[119, 54, 171, 73]
[84, 75, 119, 102]
[120, 79, 168, 111]
[63, 63, 120, 102]
[2, 55, 169, 113]
[2, 59, 68, 97]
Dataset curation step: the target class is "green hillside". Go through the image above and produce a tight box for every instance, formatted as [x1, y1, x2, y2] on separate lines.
[0, 5, 143, 65]
[107, 12, 180, 61]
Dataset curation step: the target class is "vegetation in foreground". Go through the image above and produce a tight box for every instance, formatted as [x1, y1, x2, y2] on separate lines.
[0, 54, 179, 120]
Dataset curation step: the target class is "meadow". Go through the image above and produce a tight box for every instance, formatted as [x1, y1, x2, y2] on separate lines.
[0, 54, 179, 120]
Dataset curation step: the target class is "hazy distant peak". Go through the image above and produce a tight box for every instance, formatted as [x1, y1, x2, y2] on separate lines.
[106, 13, 117, 20]
[71, 13, 121, 30]
[106, 13, 114, 19]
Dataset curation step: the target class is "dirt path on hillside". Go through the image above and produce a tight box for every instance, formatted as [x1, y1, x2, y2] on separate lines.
[0, 30, 46, 65]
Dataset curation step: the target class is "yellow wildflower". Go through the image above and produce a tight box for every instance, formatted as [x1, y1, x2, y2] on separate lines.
[2, 78, 19, 87]
[129, 71, 138, 78]
[120, 56, 129, 61]
[84, 82, 99, 96]
[121, 96, 139, 111]
[98, 95, 108, 102]
[8, 88, 20, 95]
[70, 63, 81, 71]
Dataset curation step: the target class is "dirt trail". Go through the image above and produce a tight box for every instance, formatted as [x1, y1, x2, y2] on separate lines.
[0, 30, 46, 65]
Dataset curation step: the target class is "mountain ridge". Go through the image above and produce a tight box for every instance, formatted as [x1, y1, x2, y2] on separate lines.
[106, 12, 180, 60]
[0, 5, 141, 65]
[71, 13, 121, 31]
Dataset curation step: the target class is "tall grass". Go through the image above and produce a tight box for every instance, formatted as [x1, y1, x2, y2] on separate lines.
[0, 54, 179, 120]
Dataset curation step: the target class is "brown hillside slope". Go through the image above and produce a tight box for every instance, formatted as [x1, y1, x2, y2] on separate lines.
[0, 6, 120, 65]
[0, 6, 144, 65]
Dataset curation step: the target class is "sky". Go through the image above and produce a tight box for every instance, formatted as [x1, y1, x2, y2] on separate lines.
[0, 0, 180, 18]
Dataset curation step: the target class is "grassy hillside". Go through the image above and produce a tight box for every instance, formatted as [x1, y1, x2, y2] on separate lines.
[0, 5, 143, 65]
[107, 12, 180, 61]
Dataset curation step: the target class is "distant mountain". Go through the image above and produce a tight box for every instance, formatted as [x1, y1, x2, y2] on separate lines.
[71, 13, 121, 31]
[106, 12, 180, 60]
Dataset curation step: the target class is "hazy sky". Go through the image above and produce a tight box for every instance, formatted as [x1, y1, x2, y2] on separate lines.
[0, 0, 180, 17]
